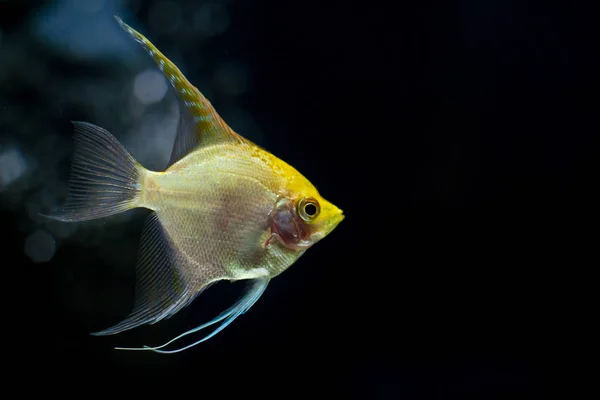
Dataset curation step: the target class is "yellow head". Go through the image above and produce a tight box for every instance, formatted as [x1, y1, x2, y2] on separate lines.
[267, 160, 344, 251]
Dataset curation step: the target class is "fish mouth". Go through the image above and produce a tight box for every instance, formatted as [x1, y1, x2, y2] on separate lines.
[331, 209, 345, 228]
[315, 209, 345, 240]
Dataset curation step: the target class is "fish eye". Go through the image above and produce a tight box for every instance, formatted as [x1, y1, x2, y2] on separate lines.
[298, 197, 320, 221]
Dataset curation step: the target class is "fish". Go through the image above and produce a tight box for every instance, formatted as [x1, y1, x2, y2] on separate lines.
[44, 16, 344, 354]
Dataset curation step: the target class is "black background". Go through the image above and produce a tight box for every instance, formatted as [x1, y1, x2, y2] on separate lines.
[1, 0, 594, 397]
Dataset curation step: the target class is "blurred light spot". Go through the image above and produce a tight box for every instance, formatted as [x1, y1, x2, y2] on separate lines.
[214, 63, 249, 96]
[149, 1, 182, 35]
[125, 100, 179, 171]
[24, 230, 56, 263]
[0, 147, 27, 190]
[194, 3, 230, 36]
[133, 68, 168, 105]
[75, 0, 106, 13]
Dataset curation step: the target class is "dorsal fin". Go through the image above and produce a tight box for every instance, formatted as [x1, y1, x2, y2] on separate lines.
[114, 16, 249, 167]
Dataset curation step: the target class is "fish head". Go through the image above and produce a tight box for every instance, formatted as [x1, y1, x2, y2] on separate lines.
[268, 169, 344, 252]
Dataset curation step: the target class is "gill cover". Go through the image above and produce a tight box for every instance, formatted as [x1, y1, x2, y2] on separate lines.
[268, 198, 313, 250]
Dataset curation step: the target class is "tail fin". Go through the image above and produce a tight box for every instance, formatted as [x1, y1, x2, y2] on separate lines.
[44, 121, 145, 222]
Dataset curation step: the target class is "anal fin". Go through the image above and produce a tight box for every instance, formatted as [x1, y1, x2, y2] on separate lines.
[92, 213, 219, 336]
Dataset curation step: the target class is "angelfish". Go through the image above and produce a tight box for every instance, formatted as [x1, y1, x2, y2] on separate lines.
[46, 17, 344, 353]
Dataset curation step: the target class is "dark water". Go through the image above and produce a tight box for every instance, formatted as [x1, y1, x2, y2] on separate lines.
[1, 0, 592, 397]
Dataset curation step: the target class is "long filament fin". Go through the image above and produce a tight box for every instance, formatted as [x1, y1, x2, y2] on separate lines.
[115, 278, 269, 354]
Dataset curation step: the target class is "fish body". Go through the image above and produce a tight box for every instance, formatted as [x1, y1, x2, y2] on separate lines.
[46, 17, 343, 353]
